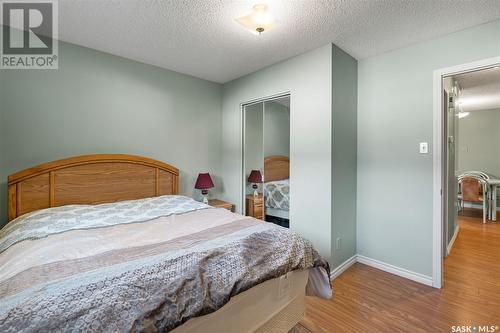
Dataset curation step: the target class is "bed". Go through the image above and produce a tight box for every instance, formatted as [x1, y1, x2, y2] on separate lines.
[264, 156, 290, 224]
[0, 154, 330, 332]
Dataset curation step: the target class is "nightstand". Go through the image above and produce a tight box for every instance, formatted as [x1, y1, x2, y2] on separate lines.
[246, 194, 264, 220]
[208, 199, 234, 212]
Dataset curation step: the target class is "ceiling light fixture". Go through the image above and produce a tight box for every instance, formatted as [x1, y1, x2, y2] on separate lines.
[457, 112, 470, 119]
[236, 4, 277, 35]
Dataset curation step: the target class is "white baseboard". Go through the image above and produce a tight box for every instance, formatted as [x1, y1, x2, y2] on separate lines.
[328, 254, 434, 287]
[330, 254, 357, 280]
[447, 226, 460, 256]
[356, 255, 434, 286]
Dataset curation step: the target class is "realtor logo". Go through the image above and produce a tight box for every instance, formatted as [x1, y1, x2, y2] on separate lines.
[1, 0, 58, 69]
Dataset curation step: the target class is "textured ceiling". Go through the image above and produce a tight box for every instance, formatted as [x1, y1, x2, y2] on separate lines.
[52, 0, 500, 83]
[455, 67, 500, 112]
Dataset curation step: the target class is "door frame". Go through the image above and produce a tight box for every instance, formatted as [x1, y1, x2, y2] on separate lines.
[432, 56, 500, 288]
[240, 92, 291, 214]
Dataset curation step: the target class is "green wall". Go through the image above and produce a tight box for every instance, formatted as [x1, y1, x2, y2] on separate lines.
[458, 108, 500, 177]
[357, 20, 500, 277]
[0, 40, 222, 227]
[331, 45, 358, 269]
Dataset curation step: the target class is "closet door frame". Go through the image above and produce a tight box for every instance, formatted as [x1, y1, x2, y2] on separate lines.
[240, 92, 291, 214]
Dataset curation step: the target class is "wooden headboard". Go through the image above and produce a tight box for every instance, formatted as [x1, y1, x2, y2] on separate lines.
[264, 155, 289, 182]
[7, 154, 179, 222]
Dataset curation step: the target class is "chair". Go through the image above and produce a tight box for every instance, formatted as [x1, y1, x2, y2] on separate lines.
[459, 176, 488, 223]
[458, 171, 489, 209]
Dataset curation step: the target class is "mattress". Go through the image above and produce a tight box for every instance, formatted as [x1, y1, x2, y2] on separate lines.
[172, 269, 308, 333]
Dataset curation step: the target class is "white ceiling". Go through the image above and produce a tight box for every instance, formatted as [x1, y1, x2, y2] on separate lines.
[455, 67, 500, 112]
[51, 1, 500, 83]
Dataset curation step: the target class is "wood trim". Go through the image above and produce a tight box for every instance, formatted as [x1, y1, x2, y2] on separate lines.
[264, 155, 289, 182]
[7, 184, 17, 221]
[16, 183, 21, 217]
[49, 171, 55, 207]
[8, 154, 179, 185]
[155, 168, 160, 196]
[7, 154, 180, 222]
[173, 175, 179, 194]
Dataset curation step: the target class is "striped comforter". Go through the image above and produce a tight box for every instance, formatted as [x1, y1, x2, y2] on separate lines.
[0, 195, 330, 332]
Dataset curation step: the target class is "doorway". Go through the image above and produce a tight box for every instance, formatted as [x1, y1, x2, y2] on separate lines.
[433, 57, 500, 288]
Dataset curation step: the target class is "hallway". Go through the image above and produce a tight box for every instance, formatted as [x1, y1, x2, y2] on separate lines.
[296, 212, 500, 332]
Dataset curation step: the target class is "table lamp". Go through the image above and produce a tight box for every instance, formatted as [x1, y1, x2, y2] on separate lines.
[195, 173, 214, 204]
[248, 170, 262, 197]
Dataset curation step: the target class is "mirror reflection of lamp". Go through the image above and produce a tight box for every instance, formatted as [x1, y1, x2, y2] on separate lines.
[248, 170, 263, 197]
[195, 173, 214, 204]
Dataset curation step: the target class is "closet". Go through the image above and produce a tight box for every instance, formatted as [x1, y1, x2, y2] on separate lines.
[243, 95, 290, 227]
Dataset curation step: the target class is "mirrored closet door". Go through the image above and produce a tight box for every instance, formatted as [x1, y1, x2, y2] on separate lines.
[243, 95, 290, 228]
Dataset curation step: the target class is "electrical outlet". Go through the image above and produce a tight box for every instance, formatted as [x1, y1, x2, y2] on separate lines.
[335, 237, 341, 250]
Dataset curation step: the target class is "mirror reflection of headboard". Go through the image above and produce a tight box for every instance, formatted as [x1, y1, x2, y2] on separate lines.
[264, 156, 289, 182]
[7, 154, 179, 222]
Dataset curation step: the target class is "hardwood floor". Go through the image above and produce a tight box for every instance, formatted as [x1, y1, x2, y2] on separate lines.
[297, 213, 500, 332]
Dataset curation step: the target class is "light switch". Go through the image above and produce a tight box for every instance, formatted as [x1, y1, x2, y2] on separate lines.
[419, 142, 429, 154]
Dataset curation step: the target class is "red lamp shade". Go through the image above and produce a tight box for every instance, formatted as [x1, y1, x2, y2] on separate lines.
[248, 170, 263, 183]
[195, 173, 214, 190]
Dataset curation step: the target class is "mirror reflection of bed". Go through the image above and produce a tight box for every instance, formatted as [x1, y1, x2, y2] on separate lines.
[263, 156, 290, 227]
